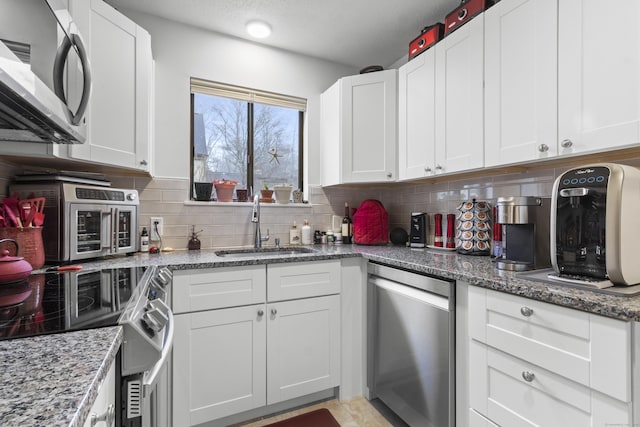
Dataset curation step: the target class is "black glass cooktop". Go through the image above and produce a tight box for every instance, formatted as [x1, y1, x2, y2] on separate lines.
[0, 267, 146, 341]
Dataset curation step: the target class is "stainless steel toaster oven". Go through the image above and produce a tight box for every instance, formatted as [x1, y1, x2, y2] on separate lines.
[10, 181, 138, 262]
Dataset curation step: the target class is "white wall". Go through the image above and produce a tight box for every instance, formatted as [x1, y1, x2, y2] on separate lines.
[119, 10, 357, 187]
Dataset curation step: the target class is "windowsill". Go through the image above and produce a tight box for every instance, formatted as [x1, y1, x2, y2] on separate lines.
[184, 200, 313, 207]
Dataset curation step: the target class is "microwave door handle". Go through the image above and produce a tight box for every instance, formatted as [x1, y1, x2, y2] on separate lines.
[100, 210, 112, 251]
[111, 208, 119, 253]
[53, 33, 92, 125]
[142, 306, 174, 395]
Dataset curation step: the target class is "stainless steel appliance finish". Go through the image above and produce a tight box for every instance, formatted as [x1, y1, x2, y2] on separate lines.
[0, 0, 90, 144]
[120, 265, 174, 427]
[495, 196, 551, 271]
[10, 182, 138, 262]
[367, 262, 455, 427]
[551, 163, 640, 285]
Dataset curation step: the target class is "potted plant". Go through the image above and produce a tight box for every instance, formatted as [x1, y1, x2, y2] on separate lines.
[273, 184, 293, 204]
[260, 183, 274, 203]
[213, 179, 238, 202]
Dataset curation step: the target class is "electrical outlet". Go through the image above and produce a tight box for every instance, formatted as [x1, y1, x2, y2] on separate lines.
[150, 217, 163, 240]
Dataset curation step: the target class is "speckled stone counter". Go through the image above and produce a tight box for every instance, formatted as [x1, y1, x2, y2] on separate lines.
[77, 244, 640, 321]
[11, 244, 640, 426]
[0, 326, 122, 427]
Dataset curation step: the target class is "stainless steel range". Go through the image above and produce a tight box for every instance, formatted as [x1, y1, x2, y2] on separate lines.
[0, 265, 174, 427]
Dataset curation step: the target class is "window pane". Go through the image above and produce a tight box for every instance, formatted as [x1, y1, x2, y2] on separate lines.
[253, 103, 299, 190]
[193, 93, 248, 187]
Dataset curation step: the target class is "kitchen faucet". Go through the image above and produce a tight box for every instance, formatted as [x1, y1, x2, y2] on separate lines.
[252, 194, 269, 248]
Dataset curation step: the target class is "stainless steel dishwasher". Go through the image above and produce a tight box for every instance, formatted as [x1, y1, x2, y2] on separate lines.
[367, 262, 455, 427]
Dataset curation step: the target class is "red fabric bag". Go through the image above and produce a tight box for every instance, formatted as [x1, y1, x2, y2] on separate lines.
[353, 199, 389, 245]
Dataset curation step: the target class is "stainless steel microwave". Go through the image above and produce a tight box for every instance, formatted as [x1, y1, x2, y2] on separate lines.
[0, 0, 90, 144]
[10, 181, 139, 262]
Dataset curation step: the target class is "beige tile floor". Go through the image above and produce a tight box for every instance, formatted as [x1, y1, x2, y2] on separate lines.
[235, 396, 393, 427]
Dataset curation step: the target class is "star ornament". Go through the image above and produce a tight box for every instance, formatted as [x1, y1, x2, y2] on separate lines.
[268, 147, 282, 164]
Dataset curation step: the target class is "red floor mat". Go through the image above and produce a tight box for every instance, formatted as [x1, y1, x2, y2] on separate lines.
[263, 408, 341, 427]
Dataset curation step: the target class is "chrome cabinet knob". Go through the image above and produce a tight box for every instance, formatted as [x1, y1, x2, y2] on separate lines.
[561, 139, 573, 148]
[271, 308, 277, 316]
[257, 309, 264, 317]
[386, 172, 393, 178]
[522, 371, 535, 382]
[435, 164, 443, 171]
[91, 403, 115, 426]
[538, 143, 549, 152]
[424, 167, 432, 173]
[140, 160, 148, 166]
[520, 306, 534, 317]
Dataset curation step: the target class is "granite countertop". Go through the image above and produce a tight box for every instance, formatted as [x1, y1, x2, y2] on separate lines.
[7, 243, 640, 427]
[0, 326, 122, 427]
[82, 244, 640, 321]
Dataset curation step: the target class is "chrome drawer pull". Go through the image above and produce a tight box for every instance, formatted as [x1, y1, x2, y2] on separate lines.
[271, 308, 277, 316]
[520, 306, 534, 317]
[522, 371, 535, 382]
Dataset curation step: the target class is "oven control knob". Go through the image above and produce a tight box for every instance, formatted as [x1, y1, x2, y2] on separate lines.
[142, 308, 168, 332]
[153, 268, 172, 288]
[126, 193, 137, 201]
[142, 299, 170, 332]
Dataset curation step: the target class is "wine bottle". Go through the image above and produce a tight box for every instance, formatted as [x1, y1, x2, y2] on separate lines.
[341, 202, 353, 244]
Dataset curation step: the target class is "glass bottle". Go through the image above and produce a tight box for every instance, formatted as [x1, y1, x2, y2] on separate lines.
[341, 202, 353, 244]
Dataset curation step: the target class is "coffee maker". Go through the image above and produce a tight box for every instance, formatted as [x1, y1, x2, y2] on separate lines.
[410, 212, 427, 247]
[495, 196, 551, 271]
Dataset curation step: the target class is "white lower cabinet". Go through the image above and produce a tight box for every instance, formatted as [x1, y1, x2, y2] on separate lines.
[83, 361, 116, 427]
[171, 261, 341, 426]
[467, 286, 634, 426]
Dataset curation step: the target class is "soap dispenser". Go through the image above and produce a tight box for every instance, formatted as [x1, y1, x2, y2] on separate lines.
[289, 221, 301, 245]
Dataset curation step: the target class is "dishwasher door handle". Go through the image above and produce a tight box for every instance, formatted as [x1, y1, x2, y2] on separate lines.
[370, 276, 450, 311]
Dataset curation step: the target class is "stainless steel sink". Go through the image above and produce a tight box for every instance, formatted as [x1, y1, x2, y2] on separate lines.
[215, 247, 316, 258]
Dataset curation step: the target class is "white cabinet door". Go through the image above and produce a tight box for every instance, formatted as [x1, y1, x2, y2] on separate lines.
[484, 0, 558, 167]
[83, 361, 116, 427]
[342, 70, 397, 183]
[398, 50, 437, 180]
[172, 305, 267, 426]
[435, 16, 484, 174]
[558, 0, 640, 156]
[69, 0, 152, 172]
[320, 70, 397, 185]
[266, 295, 340, 405]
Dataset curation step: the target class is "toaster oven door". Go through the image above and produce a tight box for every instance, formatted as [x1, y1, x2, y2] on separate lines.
[69, 203, 138, 260]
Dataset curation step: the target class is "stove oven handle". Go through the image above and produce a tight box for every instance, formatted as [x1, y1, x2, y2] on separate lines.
[142, 302, 174, 394]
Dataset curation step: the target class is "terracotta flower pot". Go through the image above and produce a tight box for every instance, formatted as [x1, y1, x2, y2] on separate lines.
[260, 189, 274, 203]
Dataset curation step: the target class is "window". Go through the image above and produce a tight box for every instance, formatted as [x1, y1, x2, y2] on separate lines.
[191, 78, 306, 200]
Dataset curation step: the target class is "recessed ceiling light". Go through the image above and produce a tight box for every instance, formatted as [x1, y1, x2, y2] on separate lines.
[246, 20, 272, 39]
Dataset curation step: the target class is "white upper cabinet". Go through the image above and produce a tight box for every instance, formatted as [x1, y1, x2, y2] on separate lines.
[484, 0, 558, 167]
[398, 49, 437, 180]
[485, 0, 640, 167]
[321, 69, 397, 186]
[435, 16, 485, 174]
[558, 0, 640, 155]
[69, 0, 153, 173]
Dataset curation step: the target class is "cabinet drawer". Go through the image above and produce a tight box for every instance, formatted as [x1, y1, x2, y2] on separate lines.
[267, 260, 340, 301]
[173, 266, 266, 313]
[470, 342, 632, 427]
[468, 286, 632, 402]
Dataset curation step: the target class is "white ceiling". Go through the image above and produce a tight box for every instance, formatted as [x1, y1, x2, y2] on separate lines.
[104, 0, 460, 68]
